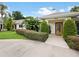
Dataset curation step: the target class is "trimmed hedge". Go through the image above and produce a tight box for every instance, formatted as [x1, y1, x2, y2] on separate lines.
[67, 36, 79, 50]
[63, 18, 78, 50]
[63, 18, 77, 39]
[40, 20, 49, 33]
[16, 29, 49, 42]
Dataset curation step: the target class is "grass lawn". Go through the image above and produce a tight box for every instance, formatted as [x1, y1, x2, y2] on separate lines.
[0, 31, 26, 39]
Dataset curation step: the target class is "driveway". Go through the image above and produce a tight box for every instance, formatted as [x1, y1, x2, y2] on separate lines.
[0, 40, 78, 57]
[46, 34, 69, 48]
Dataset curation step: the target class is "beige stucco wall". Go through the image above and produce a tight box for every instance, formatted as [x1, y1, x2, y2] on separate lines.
[16, 24, 26, 29]
[46, 19, 56, 34]
[49, 23, 55, 34]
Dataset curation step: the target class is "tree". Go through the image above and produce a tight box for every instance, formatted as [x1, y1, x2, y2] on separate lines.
[63, 18, 77, 39]
[12, 11, 25, 20]
[40, 20, 49, 33]
[4, 18, 13, 31]
[70, 6, 79, 12]
[0, 4, 7, 20]
[24, 16, 39, 31]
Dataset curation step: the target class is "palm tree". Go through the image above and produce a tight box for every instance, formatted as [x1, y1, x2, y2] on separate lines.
[0, 4, 7, 20]
[0, 4, 7, 31]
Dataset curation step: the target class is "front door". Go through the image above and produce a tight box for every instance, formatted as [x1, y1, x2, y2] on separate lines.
[55, 22, 63, 36]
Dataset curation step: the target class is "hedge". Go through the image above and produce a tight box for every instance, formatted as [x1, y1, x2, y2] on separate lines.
[67, 36, 79, 50]
[40, 20, 49, 33]
[16, 29, 49, 42]
[63, 18, 78, 50]
[63, 18, 77, 39]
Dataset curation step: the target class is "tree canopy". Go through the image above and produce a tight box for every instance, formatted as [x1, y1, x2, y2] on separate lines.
[70, 6, 79, 12]
[12, 11, 25, 20]
[24, 16, 39, 31]
[0, 4, 7, 18]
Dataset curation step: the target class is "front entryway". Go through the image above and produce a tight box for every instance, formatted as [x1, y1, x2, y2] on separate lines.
[55, 22, 63, 36]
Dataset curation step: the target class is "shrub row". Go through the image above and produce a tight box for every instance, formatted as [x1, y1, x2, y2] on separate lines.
[63, 18, 77, 39]
[16, 29, 49, 42]
[63, 18, 78, 50]
[40, 20, 49, 34]
[67, 36, 79, 50]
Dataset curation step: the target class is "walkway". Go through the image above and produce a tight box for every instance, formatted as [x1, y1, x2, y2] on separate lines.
[0, 40, 78, 57]
[46, 34, 69, 48]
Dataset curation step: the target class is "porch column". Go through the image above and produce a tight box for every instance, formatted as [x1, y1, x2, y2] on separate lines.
[49, 23, 55, 34]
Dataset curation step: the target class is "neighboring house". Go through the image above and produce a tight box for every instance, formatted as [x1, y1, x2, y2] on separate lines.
[0, 12, 26, 30]
[0, 17, 26, 31]
[40, 12, 79, 36]
[13, 19, 26, 30]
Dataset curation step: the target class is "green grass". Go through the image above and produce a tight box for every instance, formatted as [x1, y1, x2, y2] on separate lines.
[0, 31, 26, 39]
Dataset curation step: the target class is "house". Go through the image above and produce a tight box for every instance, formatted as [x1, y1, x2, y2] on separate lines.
[0, 17, 26, 31]
[13, 19, 26, 30]
[40, 12, 79, 36]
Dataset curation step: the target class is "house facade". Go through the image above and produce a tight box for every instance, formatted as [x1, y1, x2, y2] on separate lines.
[0, 17, 26, 31]
[40, 12, 79, 36]
[13, 20, 26, 30]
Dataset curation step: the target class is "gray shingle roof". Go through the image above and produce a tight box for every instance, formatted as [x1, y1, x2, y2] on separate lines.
[40, 12, 79, 19]
[13, 19, 25, 24]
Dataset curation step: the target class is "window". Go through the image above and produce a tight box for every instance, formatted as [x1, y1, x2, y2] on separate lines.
[19, 25, 23, 28]
[0, 24, 2, 29]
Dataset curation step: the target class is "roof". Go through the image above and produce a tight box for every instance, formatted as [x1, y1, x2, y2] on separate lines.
[0, 18, 25, 24]
[40, 12, 79, 19]
[13, 19, 25, 24]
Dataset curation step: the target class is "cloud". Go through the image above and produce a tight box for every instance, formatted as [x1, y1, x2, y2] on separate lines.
[33, 7, 67, 16]
[38, 8, 52, 15]
[67, 6, 74, 11]
[59, 9, 65, 12]
[48, 7, 53, 10]
[37, 7, 56, 15]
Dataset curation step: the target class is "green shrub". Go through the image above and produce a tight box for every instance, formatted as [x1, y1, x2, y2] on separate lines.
[63, 18, 77, 39]
[67, 36, 79, 50]
[16, 29, 49, 42]
[24, 16, 39, 32]
[49, 25, 51, 34]
[40, 20, 49, 33]
[4, 18, 13, 31]
[63, 18, 77, 49]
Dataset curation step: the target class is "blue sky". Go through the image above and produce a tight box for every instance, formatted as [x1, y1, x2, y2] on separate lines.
[1, 2, 79, 17]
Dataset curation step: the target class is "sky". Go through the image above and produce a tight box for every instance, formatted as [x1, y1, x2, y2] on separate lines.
[0, 2, 79, 17]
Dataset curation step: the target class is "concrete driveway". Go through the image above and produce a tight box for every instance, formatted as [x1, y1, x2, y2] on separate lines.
[0, 40, 79, 57]
[46, 34, 69, 48]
